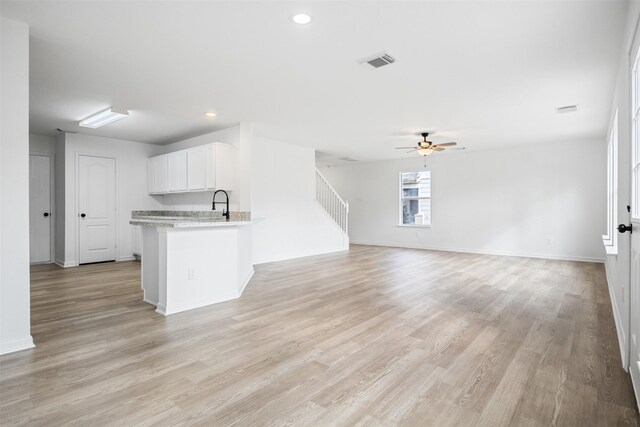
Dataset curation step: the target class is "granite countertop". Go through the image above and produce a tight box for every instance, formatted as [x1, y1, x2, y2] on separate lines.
[130, 210, 253, 228]
[130, 219, 254, 228]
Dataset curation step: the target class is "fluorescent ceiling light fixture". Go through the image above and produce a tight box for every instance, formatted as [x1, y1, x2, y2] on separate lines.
[205, 112, 217, 117]
[292, 13, 311, 24]
[79, 107, 129, 128]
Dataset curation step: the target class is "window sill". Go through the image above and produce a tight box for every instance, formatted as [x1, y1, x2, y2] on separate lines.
[397, 224, 432, 228]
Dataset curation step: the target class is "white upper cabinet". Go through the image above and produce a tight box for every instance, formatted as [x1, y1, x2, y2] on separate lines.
[205, 145, 216, 190]
[168, 151, 187, 192]
[187, 146, 207, 191]
[148, 143, 235, 195]
[150, 155, 168, 194]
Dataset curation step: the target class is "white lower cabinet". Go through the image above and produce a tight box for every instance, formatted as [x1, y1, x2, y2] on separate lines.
[132, 225, 142, 256]
[148, 142, 234, 195]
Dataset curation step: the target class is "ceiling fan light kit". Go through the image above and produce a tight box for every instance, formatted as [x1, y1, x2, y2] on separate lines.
[395, 131, 459, 158]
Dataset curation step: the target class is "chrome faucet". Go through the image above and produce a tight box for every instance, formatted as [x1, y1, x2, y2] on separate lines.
[212, 190, 230, 221]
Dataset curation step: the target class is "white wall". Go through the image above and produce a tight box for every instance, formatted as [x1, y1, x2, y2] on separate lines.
[156, 125, 347, 264]
[29, 134, 55, 155]
[603, 1, 640, 370]
[0, 17, 34, 354]
[54, 133, 65, 264]
[60, 133, 163, 266]
[321, 138, 606, 262]
[252, 136, 348, 264]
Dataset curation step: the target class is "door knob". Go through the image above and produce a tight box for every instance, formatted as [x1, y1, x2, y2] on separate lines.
[618, 223, 632, 234]
[43, 212, 49, 217]
[80, 213, 86, 218]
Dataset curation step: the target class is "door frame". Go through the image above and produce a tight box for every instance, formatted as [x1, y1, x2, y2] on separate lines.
[29, 152, 55, 264]
[74, 152, 119, 264]
[628, 13, 640, 406]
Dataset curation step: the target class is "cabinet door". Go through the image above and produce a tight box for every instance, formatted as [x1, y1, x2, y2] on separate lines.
[187, 147, 207, 191]
[205, 145, 216, 190]
[168, 151, 187, 192]
[148, 159, 155, 194]
[153, 155, 168, 194]
[132, 225, 142, 256]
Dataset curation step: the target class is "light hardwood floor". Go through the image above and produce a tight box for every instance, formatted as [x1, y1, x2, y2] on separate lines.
[1, 245, 638, 426]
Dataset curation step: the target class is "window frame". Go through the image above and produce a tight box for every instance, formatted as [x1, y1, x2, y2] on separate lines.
[633, 45, 640, 221]
[398, 170, 432, 228]
[603, 110, 619, 255]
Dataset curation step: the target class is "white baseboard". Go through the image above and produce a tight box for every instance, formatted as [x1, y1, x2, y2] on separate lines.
[349, 241, 605, 263]
[604, 263, 629, 370]
[238, 269, 255, 295]
[54, 259, 78, 268]
[253, 247, 349, 265]
[155, 303, 167, 316]
[117, 256, 136, 262]
[0, 335, 35, 355]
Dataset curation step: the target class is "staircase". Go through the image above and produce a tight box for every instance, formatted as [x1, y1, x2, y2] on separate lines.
[315, 168, 349, 235]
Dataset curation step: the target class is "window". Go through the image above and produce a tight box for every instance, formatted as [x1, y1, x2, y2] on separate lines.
[400, 171, 431, 226]
[633, 46, 640, 220]
[603, 111, 618, 254]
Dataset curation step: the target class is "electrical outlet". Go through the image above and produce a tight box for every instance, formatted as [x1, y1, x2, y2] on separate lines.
[188, 267, 196, 280]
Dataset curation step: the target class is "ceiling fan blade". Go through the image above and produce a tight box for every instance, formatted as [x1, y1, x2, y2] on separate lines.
[433, 142, 457, 147]
[395, 146, 417, 149]
[432, 147, 445, 151]
[406, 149, 417, 153]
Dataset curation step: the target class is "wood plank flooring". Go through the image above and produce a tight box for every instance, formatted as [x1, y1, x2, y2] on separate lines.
[1, 244, 638, 426]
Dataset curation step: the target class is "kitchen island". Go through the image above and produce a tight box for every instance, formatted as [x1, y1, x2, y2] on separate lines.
[130, 211, 253, 315]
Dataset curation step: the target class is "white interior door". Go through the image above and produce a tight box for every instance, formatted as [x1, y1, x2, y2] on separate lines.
[78, 155, 116, 264]
[29, 155, 52, 263]
[629, 41, 640, 403]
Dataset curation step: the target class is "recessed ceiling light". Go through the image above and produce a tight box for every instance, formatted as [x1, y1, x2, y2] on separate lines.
[79, 107, 129, 128]
[292, 13, 311, 25]
[205, 112, 217, 117]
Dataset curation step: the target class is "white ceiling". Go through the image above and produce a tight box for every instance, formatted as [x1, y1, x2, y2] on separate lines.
[0, 1, 628, 162]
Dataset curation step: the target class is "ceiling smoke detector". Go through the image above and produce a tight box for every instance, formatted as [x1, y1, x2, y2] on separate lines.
[358, 52, 396, 70]
[556, 105, 578, 114]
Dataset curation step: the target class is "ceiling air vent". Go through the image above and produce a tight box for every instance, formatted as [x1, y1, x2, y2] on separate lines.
[358, 52, 396, 70]
[556, 105, 578, 114]
[338, 157, 359, 162]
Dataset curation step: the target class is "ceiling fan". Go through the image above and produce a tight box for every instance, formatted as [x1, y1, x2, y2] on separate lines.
[395, 132, 458, 157]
